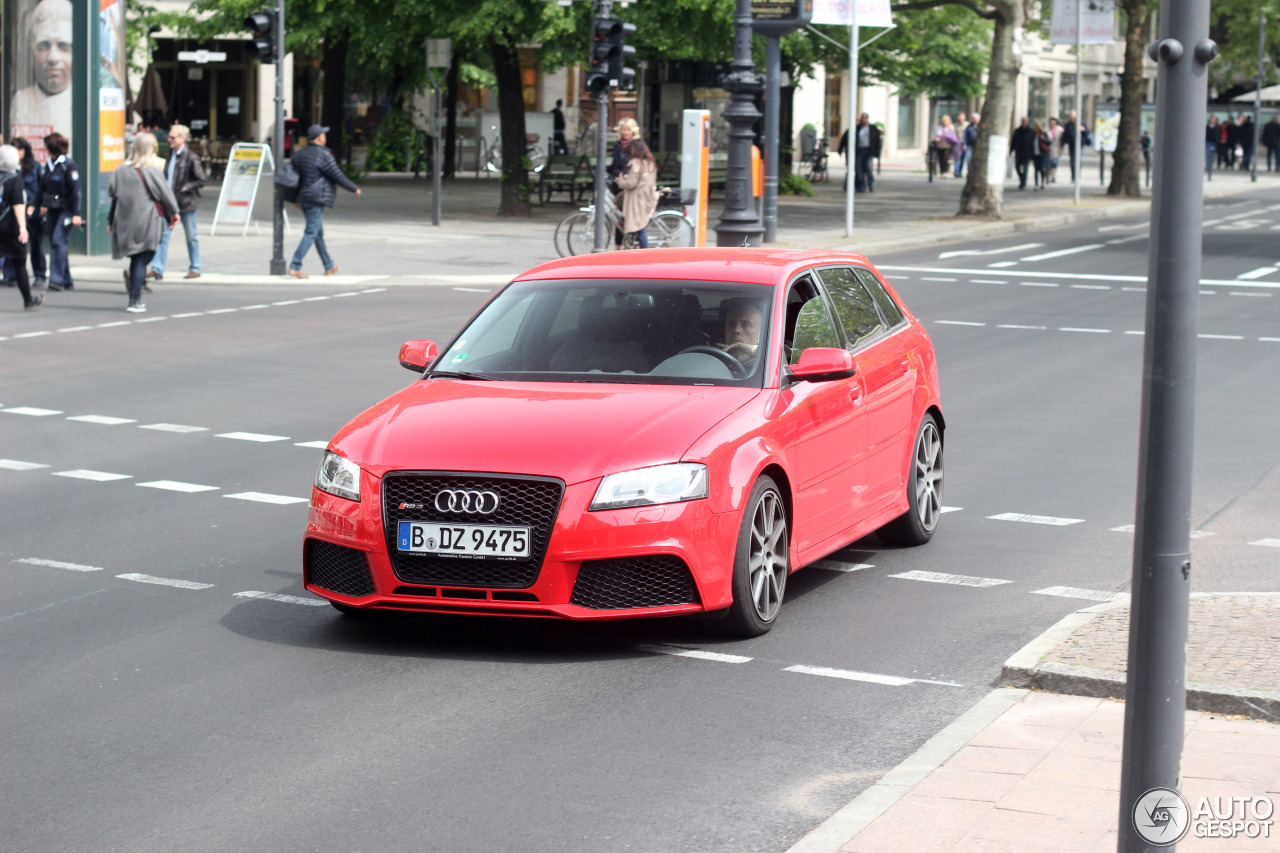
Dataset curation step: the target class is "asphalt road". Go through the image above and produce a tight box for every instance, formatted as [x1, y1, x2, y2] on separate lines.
[2, 188, 1277, 853]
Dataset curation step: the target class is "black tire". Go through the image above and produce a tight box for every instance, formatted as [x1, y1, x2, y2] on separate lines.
[877, 413, 943, 546]
[721, 476, 789, 637]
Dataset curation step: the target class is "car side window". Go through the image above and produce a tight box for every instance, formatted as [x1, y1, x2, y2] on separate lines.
[854, 268, 906, 328]
[785, 276, 841, 365]
[817, 267, 885, 350]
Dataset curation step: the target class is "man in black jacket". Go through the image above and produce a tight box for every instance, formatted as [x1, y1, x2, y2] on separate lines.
[852, 113, 883, 192]
[1264, 114, 1280, 172]
[1009, 117, 1036, 190]
[150, 124, 206, 281]
[288, 124, 360, 278]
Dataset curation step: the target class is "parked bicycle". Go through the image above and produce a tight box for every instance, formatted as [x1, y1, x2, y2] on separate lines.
[554, 188, 696, 257]
[483, 130, 548, 174]
[805, 139, 830, 183]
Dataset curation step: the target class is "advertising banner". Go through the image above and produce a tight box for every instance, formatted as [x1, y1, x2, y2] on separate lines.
[812, 0, 893, 28]
[1049, 0, 1117, 45]
[7, 0, 75, 161]
[98, 0, 126, 173]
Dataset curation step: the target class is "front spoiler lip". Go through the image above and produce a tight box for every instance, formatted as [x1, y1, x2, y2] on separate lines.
[306, 585, 707, 621]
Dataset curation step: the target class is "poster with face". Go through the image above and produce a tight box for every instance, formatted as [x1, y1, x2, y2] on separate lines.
[9, 0, 74, 161]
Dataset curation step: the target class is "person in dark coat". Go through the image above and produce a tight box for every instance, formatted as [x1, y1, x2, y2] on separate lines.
[551, 99, 568, 155]
[852, 113, 883, 193]
[108, 133, 179, 313]
[39, 132, 81, 291]
[1009, 117, 1037, 190]
[287, 124, 360, 278]
[150, 123, 206, 280]
[14, 138, 46, 288]
[0, 144, 42, 310]
[1263, 114, 1280, 172]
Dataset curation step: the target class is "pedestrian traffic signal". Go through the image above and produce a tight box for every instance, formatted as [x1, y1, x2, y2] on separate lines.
[244, 10, 277, 63]
[586, 17, 636, 94]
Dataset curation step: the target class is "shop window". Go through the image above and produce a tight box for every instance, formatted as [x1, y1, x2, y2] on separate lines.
[897, 95, 917, 149]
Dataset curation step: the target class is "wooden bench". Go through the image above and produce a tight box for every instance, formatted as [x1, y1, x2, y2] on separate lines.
[536, 154, 594, 205]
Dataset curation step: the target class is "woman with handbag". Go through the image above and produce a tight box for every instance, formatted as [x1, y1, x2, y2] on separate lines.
[933, 115, 959, 176]
[108, 133, 179, 313]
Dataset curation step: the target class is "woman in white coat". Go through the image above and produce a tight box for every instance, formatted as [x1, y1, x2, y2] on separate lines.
[616, 137, 658, 248]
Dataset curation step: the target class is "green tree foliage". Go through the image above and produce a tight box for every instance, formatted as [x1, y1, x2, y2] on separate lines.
[1210, 0, 1280, 94]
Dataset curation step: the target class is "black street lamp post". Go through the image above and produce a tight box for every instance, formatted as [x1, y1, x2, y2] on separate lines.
[714, 0, 765, 248]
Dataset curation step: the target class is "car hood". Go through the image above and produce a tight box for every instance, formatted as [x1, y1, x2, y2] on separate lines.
[331, 380, 762, 486]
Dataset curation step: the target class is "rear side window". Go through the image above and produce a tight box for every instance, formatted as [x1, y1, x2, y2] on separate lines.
[855, 268, 906, 328]
[817, 267, 885, 350]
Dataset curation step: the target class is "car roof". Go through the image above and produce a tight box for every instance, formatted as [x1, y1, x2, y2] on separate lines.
[515, 248, 874, 287]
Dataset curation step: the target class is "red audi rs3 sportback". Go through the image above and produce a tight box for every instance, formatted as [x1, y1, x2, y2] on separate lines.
[304, 249, 944, 636]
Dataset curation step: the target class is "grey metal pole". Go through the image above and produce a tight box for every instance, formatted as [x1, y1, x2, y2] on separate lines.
[713, 0, 765, 247]
[844, 13, 858, 238]
[1074, 0, 1082, 205]
[432, 83, 442, 226]
[1117, 2, 1215, 851]
[1253, 10, 1265, 183]
[762, 35, 780, 243]
[593, 88, 610, 252]
[270, 0, 286, 275]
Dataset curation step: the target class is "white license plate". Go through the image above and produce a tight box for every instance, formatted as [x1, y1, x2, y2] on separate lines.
[397, 522, 531, 559]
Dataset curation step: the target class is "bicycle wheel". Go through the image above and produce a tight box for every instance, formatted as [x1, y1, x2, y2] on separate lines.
[648, 210, 695, 248]
[556, 211, 596, 257]
[529, 148, 548, 173]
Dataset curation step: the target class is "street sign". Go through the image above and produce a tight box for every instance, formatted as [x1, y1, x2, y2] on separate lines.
[177, 50, 229, 63]
[1049, 0, 1116, 45]
[812, 0, 893, 28]
[427, 39, 452, 70]
[752, 0, 813, 36]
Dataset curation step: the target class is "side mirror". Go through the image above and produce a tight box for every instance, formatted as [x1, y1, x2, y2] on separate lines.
[398, 340, 438, 372]
[788, 347, 857, 383]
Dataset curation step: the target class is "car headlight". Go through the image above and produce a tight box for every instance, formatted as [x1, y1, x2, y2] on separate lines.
[590, 463, 709, 511]
[316, 450, 361, 502]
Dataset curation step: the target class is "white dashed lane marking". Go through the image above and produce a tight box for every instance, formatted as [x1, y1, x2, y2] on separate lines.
[1111, 524, 1214, 539]
[634, 645, 753, 664]
[223, 492, 308, 505]
[1032, 586, 1127, 603]
[811, 560, 874, 572]
[15, 557, 104, 572]
[935, 320, 985, 327]
[988, 512, 1084, 526]
[137, 480, 220, 493]
[0, 459, 50, 470]
[1020, 244, 1105, 262]
[52, 469, 132, 482]
[295, 441, 329, 449]
[3, 407, 63, 416]
[234, 591, 328, 606]
[1251, 539, 1280, 548]
[139, 423, 208, 433]
[1059, 327, 1110, 334]
[888, 570, 1013, 588]
[784, 664, 961, 688]
[116, 573, 215, 590]
[216, 431, 290, 443]
[67, 415, 136, 425]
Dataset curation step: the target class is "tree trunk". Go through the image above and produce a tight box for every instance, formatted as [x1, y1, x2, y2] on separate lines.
[321, 32, 349, 160]
[444, 51, 460, 179]
[1108, 0, 1149, 197]
[958, 0, 1025, 218]
[489, 34, 531, 217]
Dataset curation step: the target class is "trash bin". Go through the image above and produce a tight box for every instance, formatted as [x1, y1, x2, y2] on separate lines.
[800, 126, 817, 162]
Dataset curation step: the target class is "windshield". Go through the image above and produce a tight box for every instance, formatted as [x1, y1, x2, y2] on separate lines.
[433, 278, 774, 386]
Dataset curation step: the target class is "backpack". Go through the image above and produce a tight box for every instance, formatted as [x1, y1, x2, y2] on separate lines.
[274, 162, 301, 203]
[1039, 134, 1052, 154]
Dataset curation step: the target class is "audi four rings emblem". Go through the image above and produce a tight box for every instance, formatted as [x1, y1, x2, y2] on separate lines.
[434, 489, 501, 514]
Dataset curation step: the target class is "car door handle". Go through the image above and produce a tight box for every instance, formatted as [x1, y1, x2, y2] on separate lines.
[849, 386, 865, 406]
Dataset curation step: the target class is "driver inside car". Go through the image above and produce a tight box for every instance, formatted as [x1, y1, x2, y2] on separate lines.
[716, 297, 763, 363]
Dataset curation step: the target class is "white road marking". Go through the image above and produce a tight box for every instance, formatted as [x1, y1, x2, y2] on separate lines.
[1020, 281, 1059, 287]
[15, 557, 103, 572]
[116, 573, 215, 590]
[137, 480, 220, 493]
[1236, 267, 1278, 280]
[635, 644, 753, 664]
[272, 300, 301, 305]
[1199, 333, 1244, 340]
[333, 292, 360, 298]
[811, 560, 874, 572]
[0, 459, 50, 470]
[970, 279, 1006, 284]
[224, 492, 308, 505]
[216, 431, 290, 443]
[303, 296, 330, 302]
[1124, 330, 1145, 335]
[1070, 285, 1112, 290]
[888, 570, 1012, 588]
[784, 664, 960, 687]
[875, 265, 1280, 289]
[1098, 222, 1149, 232]
[939, 243, 1043, 260]
[57, 325, 93, 333]
[362, 288, 387, 293]
[988, 261, 1019, 268]
[1230, 292, 1272, 297]
[3, 407, 63, 416]
[205, 308, 239, 314]
[242, 304, 270, 310]
[1020, 244, 1104, 262]
[941, 506, 963, 513]
[452, 287, 490, 293]
[1263, 338, 1280, 343]
[935, 320, 986, 326]
[14, 331, 52, 338]
[170, 312, 205, 319]
[997, 324, 1047, 330]
[97, 321, 132, 328]
[1121, 287, 1147, 292]
[1109, 524, 1211, 538]
[294, 441, 330, 449]
[1105, 235, 1149, 245]
[234, 590, 328, 606]
[1249, 539, 1280, 548]
[52, 469, 132, 482]
[988, 512, 1084, 526]
[134, 316, 168, 323]
[67, 415, 136, 425]
[139, 423, 208, 433]
[1032, 586, 1127, 603]
[921, 277, 959, 282]
[1059, 327, 1110, 334]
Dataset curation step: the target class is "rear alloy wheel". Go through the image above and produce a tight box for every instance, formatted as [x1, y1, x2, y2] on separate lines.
[723, 476, 788, 637]
[877, 413, 943, 546]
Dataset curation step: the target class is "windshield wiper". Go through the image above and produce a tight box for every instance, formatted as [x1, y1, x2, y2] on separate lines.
[425, 370, 493, 381]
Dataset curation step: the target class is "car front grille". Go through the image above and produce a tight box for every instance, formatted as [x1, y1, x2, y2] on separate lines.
[304, 538, 376, 597]
[382, 472, 564, 589]
[570, 555, 701, 610]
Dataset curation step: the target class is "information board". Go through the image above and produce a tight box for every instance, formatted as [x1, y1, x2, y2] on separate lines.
[211, 143, 274, 236]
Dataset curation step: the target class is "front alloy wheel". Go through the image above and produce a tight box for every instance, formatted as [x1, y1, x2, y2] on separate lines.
[723, 476, 788, 636]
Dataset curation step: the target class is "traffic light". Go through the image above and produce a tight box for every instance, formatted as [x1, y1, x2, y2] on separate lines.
[244, 10, 277, 63]
[586, 17, 636, 95]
